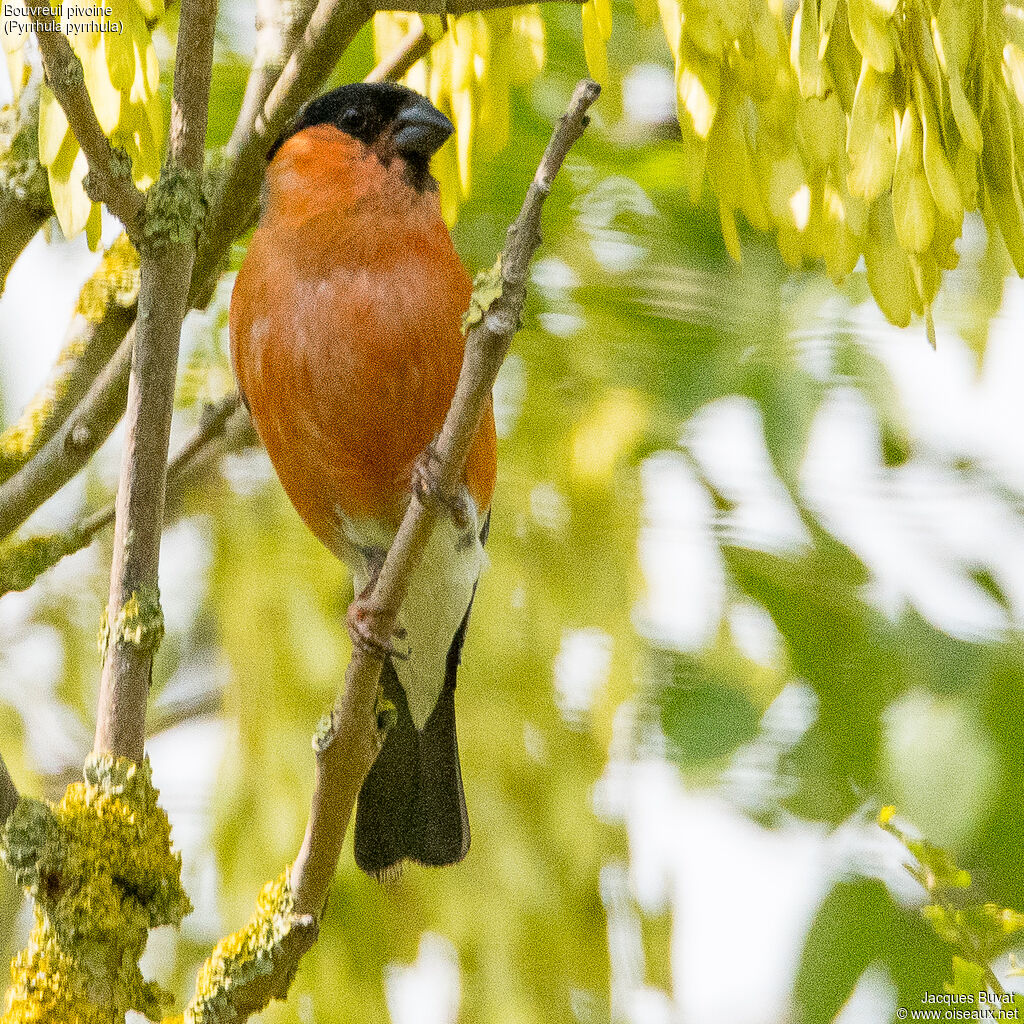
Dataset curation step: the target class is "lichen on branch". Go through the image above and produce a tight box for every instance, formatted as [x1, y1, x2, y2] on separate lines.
[184, 870, 318, 1024]
[460, 255, 504, 333]
[98, 586, 166, 662]
[0, 754, 191, 1024]
[142, 167, 208, 251]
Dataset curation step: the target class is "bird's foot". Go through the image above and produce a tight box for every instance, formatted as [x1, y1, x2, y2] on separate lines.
[347, 551, 409, 661]
[412, 440, 477, 549]
[347, 599, 410, 661]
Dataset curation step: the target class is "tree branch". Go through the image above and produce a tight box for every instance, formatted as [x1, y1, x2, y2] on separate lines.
[290, 77, 600, 917]
[230, 0, 321, 165]
[93, 0, 218, 762]
[364, 24, 432, 83]
[0, 326, 133, 540]
[33, 20, 146, 240]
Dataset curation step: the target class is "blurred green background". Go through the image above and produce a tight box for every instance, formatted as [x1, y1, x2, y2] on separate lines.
[3, 1, 1024, 1022]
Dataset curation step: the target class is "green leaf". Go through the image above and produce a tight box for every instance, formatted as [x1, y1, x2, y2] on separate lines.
[795, 878, 953, 1021]
[658, 653, 761, 766]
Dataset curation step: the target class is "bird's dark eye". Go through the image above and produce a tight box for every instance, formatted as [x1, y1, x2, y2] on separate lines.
[340, 108, 366, 131]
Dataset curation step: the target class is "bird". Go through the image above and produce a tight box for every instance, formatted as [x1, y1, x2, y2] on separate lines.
[229, 81, 497, 879]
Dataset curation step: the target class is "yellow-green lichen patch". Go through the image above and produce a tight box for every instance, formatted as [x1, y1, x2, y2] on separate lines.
[186, 870, 316, 1023]
[461, 255, 504, 335]
[311, 711, 335, 753]
[142, 168, 207, 251]
[0, 529, 88, 597]
[0, 754, 191, 1023]
[74, 233, 141, 323]
[99, 587, 165, 663]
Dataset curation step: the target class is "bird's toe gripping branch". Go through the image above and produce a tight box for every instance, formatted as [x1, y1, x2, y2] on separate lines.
[346, 599, 410, 662]
[346, 554, 410, 663]
[411, 439, 477, 549]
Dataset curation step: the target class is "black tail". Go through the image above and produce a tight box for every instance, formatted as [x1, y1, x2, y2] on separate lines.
[353, 604, 473, 879]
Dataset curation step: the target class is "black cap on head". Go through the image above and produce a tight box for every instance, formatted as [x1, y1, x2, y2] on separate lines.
[268, 82, 454, 190]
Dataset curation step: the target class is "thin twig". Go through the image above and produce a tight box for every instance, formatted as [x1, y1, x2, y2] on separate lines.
[33, 20, 146, 240]
[0, 392, 242, 599]
[229, 0, 321, 165]
[289, 77, 600, 918]
[78, 391, 242, 540]
[93, 0, 219, 762]
[0, 753, 18, 827]
[364, 24, 432, 83]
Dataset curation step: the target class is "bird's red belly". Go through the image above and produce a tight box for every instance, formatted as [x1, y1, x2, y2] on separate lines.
[230, 215, 496, 553]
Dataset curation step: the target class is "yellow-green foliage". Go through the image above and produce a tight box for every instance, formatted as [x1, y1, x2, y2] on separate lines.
[185, 870, 307, 1023]
[0, 754, 191, 1023]
[75, 232, 141, 322]
[581, 0, 614, 88]
[658, 0, 1024, 331]
[27, 0, 165, 248]
[881, 806, 1024, 1000]
[374, 8, 546, 223]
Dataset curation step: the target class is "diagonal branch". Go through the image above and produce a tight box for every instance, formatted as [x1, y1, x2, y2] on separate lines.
[364, 23, 432, 83]
[290, 77, 601, 917]
[0, 326, 133, 540]
[229, 0, 321, 166]
[0, 392, 244, 599]
[93, 0, 219, 762]
[0, 234, 139, 487]
[33, 20, 146, 239]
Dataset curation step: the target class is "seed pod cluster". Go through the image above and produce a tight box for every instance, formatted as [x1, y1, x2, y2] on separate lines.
[3, 0, 164, 250]
[661, 0, 1024, 334]
[374, 9, 546, 224]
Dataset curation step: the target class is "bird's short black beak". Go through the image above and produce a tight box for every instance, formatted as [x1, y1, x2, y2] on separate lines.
[392, 99, 454, 159]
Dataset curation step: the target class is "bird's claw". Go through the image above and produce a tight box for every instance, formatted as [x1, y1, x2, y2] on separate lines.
[411, 440, 445, 506]
[347, 600, 410, 662]
[412, 440, 477, 549]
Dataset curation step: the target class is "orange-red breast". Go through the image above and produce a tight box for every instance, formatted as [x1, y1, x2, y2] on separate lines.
[229, 83, 497, 878]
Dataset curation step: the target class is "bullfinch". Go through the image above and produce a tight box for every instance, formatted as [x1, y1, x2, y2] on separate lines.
[229, 82, 497, 879]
